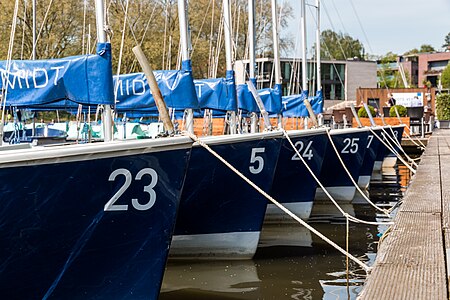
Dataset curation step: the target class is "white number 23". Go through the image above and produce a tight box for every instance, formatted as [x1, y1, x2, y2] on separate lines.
[104, 168, 158, 211]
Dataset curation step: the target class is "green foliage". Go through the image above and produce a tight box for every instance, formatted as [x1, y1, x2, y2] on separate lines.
[357, 105, 375, 118]
[444, 32, 450, 49]
[436, 93, 450, 120]
[441, 64, 450, 89]
[0, 0, 294, 79]
[389, 105, 407, 117]
[319, 30, 364, 60]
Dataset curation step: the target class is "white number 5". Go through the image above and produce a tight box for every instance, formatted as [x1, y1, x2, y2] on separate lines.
[249, 148, 265, 174]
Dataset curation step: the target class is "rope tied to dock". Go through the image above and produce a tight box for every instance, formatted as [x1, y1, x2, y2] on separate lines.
[184, 130, 372, 273]
[323, 130, 392, 217]
[282, 129, 393, 225]
[384, 126, 419, 167]
[368, 128, 417, 175]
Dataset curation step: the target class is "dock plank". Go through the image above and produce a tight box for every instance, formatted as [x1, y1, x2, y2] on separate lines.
[359, 129, 449, 300]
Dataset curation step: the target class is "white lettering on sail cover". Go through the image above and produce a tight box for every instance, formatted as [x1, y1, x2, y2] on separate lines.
[0, 66, 66, 90]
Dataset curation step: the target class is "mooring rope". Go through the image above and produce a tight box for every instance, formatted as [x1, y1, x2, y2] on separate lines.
[323, 130, 391, 217]
[369, 128, 416, 175]
[184, 130, 372, 272]
[282, 129, 392, 224]
[384, 126, 419, 167]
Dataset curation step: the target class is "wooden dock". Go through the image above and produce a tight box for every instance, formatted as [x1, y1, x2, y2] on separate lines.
[359, 129, 449, 299]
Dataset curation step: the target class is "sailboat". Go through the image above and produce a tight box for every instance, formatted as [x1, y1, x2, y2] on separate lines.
[0, 1, 192, 298]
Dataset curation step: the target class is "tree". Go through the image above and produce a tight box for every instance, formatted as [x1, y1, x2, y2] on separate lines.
[319, 29, 364, 60]
[404, 44, 435, 55]
[441, 63, 450, 89]
[443, 32, 450, 49]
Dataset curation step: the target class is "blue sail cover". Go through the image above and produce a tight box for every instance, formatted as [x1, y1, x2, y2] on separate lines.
[115, 60, 198, 116]
[281, 90, 323, 117]
[195, 70, 237, 112]
[0, 43, 114, 108]
[237, 82, 282, 115]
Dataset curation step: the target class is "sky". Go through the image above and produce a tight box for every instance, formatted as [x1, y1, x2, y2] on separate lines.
[284, 0, 450, 58]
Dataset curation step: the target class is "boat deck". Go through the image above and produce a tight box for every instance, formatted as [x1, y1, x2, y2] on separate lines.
[359, 129, 450, 299]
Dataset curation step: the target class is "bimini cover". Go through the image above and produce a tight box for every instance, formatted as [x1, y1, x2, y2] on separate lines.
[0, 43, 114, 108]
[195, 70, 237, 112]
[282, 90, 323, 117]
[237, 82, 282, 115]
[114, 60, 198, 116]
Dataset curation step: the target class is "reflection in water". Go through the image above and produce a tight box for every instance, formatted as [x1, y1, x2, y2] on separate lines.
[160, 163, 412, 299]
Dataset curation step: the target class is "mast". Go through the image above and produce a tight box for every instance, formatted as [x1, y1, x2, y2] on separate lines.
[315, 0, 321, 92]
[248, 0, 258, 132]
[301, 0, 307, 92]
[222, 0, 237, 134]
[94, 0, 113, 142]
[271, 0, 281, 86]
[248, 0, 256, 80]
[32, 0, 36, 60]
[178, 0, 194, 133]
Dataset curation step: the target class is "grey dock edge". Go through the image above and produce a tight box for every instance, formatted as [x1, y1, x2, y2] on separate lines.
[359, 129, 449, 300]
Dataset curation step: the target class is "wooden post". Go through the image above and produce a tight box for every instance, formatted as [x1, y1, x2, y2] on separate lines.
[303, 99, 318, 127]
[132, 45, 174, 134]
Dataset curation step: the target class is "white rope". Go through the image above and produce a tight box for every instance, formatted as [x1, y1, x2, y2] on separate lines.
[369, 128, 416, 175]
[184, 130, 372, 272]
[325, 130, 391, 216]
[383, 126, 418, 168]
[283, 129, 392, 225]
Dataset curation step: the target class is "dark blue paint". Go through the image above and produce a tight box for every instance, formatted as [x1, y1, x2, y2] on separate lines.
[175, 136, 282, 235]
[359, 128, 382, 177]
[0, 148, 190, 299]
[271, 131, 328, 204]
[375, 126, 405, 161]
[319, 130, 368, 187]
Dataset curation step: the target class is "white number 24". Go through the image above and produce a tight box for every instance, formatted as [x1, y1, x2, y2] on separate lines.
[104, 168, 158, 211]
[291, 141, 314, 160]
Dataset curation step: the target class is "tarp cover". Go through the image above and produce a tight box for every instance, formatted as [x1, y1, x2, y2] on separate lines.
[0, 43, 114, 108]
[195, 70, 237, 112]
[281, 90, 323, 117]
[237, 82, 282, 114]
[114, 60, 198, 115]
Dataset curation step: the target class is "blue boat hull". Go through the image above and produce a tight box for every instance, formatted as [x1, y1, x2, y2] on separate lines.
[315, 128, 368, 202]
[170, 132, 283, 259]
[267, 129, 328, 221]
[0, 138, 192, 299]
[373, 125, 405, 169]
[358, 127, 383, 188]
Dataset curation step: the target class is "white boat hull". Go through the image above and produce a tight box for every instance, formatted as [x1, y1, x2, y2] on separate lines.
[358, 175, 371, 189]
[315, 186, 356, 202]
[169, 231, 260, 260]
[382, 156, 397, 168]
[264, 201, 314, 222]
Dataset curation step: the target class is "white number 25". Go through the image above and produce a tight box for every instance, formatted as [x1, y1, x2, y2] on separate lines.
[104, 168, 158, 211]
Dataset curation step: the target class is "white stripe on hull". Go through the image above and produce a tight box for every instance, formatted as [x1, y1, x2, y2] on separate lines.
[358, 175, 371, 189]
[169, 231, 260, 260]
[382, 156, 397, 168]
[373, 161, 382, 171]
[264, 201, 313, 222]
[315, 186, 356, 202]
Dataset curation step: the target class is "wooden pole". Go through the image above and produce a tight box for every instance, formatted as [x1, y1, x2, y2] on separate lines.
[132, 45, 174, 134]
[303, 99, 318, 127]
